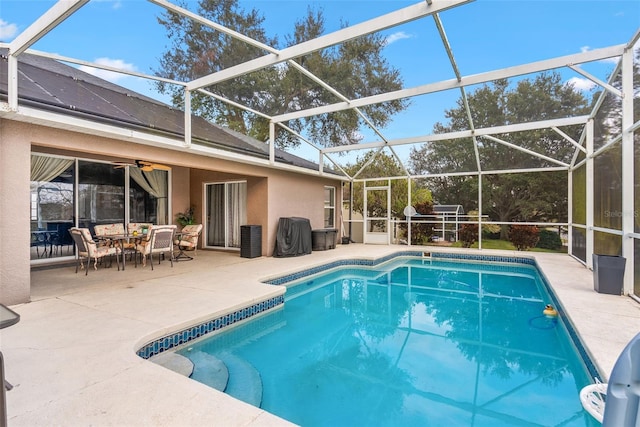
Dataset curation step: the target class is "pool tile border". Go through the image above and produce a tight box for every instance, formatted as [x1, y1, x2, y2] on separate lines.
[264, 250, 536, 285]
[136, 295, 284, 359]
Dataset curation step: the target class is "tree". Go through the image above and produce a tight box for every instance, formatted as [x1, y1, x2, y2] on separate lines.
[410, 73, 590, 239]
[154, 0, 409, 149]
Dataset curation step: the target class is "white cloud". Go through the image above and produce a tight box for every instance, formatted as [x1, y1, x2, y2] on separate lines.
[91, 0, 122, 9]
[0, 19, 18, 41]
[385, 31, 413, 46]
[566, 77, 596, 92]
[78, 57, 137, 82]
[579, 45, 619, 64]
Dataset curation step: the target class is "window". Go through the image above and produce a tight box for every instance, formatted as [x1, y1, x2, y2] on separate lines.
[324, 186, 335, 228]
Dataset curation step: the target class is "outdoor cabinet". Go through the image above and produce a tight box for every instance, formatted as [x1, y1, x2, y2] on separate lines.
[240, 225, 262, 258]
[312, 229, 337, 251]
[592, 254, 625, 295]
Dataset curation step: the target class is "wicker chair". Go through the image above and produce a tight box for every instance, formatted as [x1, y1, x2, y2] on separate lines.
[135, 225, 177, 270]
[69, 227, 118, 275]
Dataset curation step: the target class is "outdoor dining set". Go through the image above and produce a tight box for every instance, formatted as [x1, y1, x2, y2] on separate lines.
[68, 223, 203, 275]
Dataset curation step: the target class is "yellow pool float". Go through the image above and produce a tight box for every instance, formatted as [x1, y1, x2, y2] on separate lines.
[543, 304, 558, 317]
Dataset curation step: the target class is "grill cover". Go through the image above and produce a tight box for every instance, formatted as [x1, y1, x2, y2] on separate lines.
[273, 217, 312, 257]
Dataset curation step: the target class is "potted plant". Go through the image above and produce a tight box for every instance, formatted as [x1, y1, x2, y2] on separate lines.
[176, 206, 195, 227]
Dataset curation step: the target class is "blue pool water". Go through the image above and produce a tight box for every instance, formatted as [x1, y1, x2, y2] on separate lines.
[178, 257, 599, 426]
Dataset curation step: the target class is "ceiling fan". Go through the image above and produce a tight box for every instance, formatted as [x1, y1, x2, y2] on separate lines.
[114, 160, 171, 172]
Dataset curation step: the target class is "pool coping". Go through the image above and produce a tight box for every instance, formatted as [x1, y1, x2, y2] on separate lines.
[10, 245, 638, 426]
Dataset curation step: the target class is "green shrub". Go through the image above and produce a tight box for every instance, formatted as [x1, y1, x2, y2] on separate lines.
[536, 229, 562, 250]
[459, 224, 479, 248]
[482, 228, 501, 239]
[508, 225, 540, 251]
[398, 200, 435, 245]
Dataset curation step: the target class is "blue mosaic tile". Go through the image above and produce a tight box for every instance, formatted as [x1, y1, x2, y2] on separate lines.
[136, 294, 285, 359]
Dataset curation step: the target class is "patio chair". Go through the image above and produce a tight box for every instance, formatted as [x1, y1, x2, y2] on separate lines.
[94, 223, 126, 247]
[30, 230, 47, 258]
[135, 225, 177, 270]
[69, 227, 119, 275]
[174, 224, 203, 256]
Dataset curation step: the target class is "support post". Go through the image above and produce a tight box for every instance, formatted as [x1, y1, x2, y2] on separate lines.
[586, 119, 594, 269]
[478, 173, 483, 250]
[568, 169, 573, 255]
[269, 122, 275, 164]
[184, 90, 191, 147]
[620, 47, 634, 295]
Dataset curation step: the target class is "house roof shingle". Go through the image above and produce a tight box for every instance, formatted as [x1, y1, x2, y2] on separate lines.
[0, 49, 325, 172]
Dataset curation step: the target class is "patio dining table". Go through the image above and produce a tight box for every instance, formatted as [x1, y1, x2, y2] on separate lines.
[97, 233, 145, 270]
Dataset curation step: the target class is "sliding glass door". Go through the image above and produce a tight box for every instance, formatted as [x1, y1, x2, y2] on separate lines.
[205, 181, 247, 249]
[30, 153, 169, 261]
[129, 168, 169, 225]
[78, 160, 125, 229]
[30, 154, 75, 259]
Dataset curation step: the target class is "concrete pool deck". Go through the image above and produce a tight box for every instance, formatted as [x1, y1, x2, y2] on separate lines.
[2, 245, 639, 426]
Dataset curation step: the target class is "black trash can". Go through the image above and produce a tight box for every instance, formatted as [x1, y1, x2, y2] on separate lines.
[592, 254, 625, 295]
[240, 225, 262, 258]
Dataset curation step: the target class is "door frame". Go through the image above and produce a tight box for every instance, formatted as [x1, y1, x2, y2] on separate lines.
[364, 185, 390, 245]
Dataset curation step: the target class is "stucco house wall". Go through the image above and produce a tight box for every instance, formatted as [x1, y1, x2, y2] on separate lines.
[1, 119, 32, 305]
[0, 118, 343, 304]
[188, 165, 341, 257]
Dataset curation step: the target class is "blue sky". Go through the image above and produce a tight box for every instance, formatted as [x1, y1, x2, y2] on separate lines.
[1, 0, 639, 161]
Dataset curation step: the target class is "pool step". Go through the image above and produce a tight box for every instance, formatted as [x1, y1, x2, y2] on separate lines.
[216, 352, 263, 408]
[150, 351, 194, 377]
[186, 351, 263, 408]
[188, 351, 229, 392]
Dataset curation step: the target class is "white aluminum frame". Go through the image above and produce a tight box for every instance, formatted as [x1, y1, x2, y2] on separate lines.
[1, 1, 638, 295]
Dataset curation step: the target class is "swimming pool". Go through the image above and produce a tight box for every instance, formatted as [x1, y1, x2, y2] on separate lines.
[175, 254, 600, 426]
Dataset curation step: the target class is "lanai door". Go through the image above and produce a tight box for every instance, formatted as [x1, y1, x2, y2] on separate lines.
[364, 185, 390, 244]
[204, 181, 247, 249]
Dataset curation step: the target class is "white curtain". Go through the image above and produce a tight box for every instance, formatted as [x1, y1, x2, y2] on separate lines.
[31, 155, 73, 182]
[208, 184, 225, 246]
[130, 168, 168, 225]
[229, 182, 247, 247]
[207, 182, 246, 248]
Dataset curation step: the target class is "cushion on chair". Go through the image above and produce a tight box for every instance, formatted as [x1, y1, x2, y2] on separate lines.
[78, 228, 95, 244]
[175, 224, 202, 248]
[94, 223, 125, 248]
[94, 223, 125, 236]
